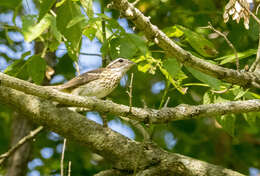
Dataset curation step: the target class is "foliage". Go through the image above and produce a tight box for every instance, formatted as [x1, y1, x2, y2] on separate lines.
[0, 0, 260, 175]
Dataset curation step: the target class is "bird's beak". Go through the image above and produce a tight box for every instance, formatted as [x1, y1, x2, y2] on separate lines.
[129, 60, 136, 65]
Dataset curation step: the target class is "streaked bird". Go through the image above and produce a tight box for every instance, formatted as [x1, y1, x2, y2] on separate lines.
[52, 58, 135, 98]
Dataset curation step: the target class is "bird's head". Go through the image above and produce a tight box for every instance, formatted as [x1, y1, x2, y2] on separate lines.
[106, 58, 135, 73]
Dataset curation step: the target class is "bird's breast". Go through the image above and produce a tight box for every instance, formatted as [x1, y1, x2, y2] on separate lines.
[71, 72, 123, 98]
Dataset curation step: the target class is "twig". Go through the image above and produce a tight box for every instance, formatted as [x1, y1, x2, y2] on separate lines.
[0, 126, 43, 165]
[159, 80, 170, 109]
[61, 138, 67, 176]
[100, 0, 110, 65]
[120, 116, 150, 140]
[74, 61, 81, 76]
[249, 27, 260, 72]
[126, 73, 134, 113]
[206, 22, 239, 70]
[78, 53, 102, 57]
[68, 161, 71, 176]
[163, 97, 170, 108]
[132, 0, 141, 6]
[238, 1, 260, 25]
[257, 3, 260, 15]
[249, 6, 260, 72]
[57, 49, 102, 57]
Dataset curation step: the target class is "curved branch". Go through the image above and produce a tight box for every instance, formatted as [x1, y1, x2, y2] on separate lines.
[108, 0, 260, 89]
[1, 73, 260, 124]
[0, 85, 244, 176]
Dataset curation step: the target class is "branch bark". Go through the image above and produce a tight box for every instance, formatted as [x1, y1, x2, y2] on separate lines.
[1, 73, 260, 124]
[108, 0, 260, 89]
[0, 85, 244, 176]
[0, 126, 43, 165]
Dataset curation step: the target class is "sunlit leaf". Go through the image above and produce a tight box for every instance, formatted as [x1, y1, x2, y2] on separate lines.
[163, 58, 181, 78]
[38, 0, 56, 21]
[163, 26, 184, 38]
[22, 14, 52, 42]
[215, 49, 256, 65]
[203, 91, 211, 104]
[83, 26, 97, 41]
[56, 0, 84, 60]
[27, 55, 46, 84]
[49, 15, 62, 42]
[177, 25, 218, 58]
[216, 114, 236, 137]
[80, 0, 94, 18]
[243, 112, 257, 126]
[66, 16, 86, 28]
[186, 66, 222, 89]
[4, 51, 31, 80]
[138, 63, 154, 73]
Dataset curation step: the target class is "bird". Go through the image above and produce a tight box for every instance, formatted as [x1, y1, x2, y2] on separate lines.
[51, 58, 135, 98]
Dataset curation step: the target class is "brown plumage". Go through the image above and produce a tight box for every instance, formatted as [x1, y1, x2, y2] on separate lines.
[51, 58, 134, 98]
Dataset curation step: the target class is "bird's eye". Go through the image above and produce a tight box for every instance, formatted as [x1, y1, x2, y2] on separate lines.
[119, 59, 124, 63]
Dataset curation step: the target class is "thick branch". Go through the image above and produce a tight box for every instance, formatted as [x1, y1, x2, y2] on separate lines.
[108, 0, 260, 89]
[0, 85, 244, 176]
[1, 73, 260, 124]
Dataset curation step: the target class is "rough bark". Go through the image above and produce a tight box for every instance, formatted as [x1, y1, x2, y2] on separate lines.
[108, 0, 260, 89]
[0, 73, 260, 124]
[0, 86, 245, 176]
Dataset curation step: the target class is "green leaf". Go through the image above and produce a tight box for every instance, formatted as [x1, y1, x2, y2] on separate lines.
[0, 0, 21, 9]
[66, 16, 86, 28]
[110, 34, 147, 59]
[216, 114, 236, 137]
[215, 49, 256, 65]
[126, 33, 147, 54]
[80, 0, 94, 18]
[177, 25, 218, 58]
[233, 87, 248, 100]
[56, 0, 66, 7]
[203, 91, 211, 104]
[159, 66, 187, 94]
[163, 58, 181, 78]
[27, 55, 46, 84]
[243, 112, 257, 126]
[163, 26, 184, 38]
[49, 15, 62, 42]
[186, 66, 222, 89]
[110, 35, 138, 59]
[56, 0, 84, 60]
[4, 51, 31, 80]
[138, 63, 153, 73]
[249, 92, 260, 99]
[22, 14, 52, 42]
[55, 54, 76, 80]
[83, 26, 97, 41]
[38, 0, 56, 21]
[119, 36, 138, 58]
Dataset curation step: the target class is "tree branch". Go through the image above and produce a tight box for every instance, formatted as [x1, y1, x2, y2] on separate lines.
[1, 73, 260, 124]
[107, 0, 260, 89]
[0, 85, 244, 176]
[0, 126, 43, 165]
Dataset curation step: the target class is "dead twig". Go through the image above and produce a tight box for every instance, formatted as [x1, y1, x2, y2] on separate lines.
[61, 138, 67, 176]
[133, 0, 141, 6]
[68, 161, 72, 176]
[127, 73, 134, 113]
[249, 4, 260, 72]
[205, 22, 239, 70]
[0, 126, 44, 165]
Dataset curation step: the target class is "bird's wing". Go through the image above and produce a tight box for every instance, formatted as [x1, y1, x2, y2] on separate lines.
[56, 68, 104, 91]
